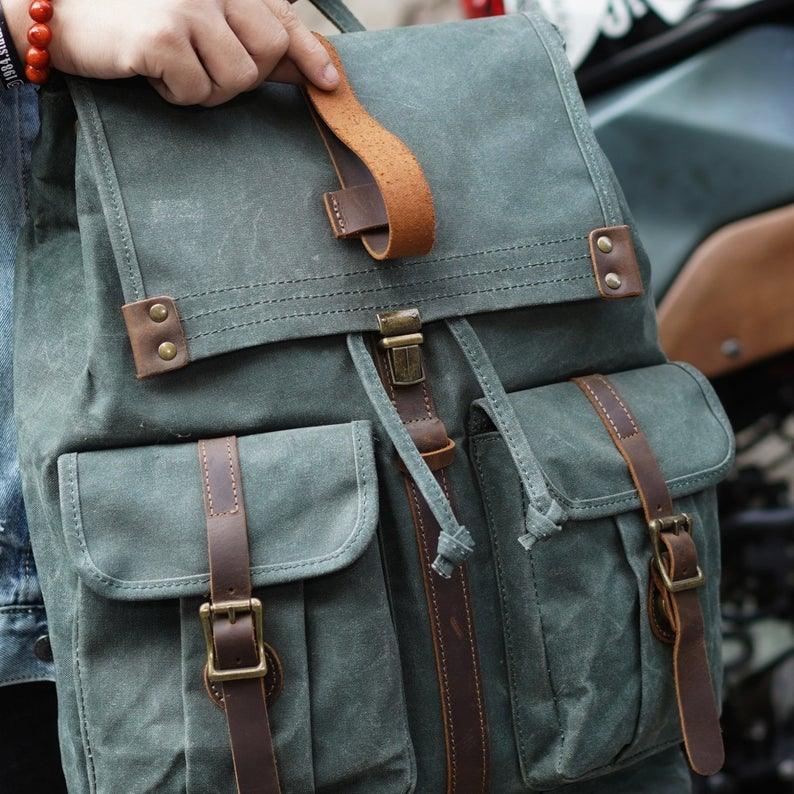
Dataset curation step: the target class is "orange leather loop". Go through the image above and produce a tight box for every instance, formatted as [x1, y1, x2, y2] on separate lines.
[306, 36, 436, 261]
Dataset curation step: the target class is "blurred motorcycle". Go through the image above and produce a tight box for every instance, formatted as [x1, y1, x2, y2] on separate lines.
[465, 1, 794, 791]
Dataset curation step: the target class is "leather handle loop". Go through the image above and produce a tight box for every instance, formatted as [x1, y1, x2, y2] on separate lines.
[306, 36, 437, 261]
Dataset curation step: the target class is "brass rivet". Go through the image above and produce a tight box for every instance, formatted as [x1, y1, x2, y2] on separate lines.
[158, 342, 177, 361]
[605, 272, 622, 290]
[149, 303, 168, 323]
[597, 235, 613, 253]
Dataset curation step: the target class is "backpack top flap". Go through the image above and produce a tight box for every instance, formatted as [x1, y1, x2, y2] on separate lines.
[68, 12, 634, 374]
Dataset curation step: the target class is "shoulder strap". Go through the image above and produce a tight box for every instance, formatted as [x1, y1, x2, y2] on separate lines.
[308, 0, 366, 32]
[573, 374, 724, 778]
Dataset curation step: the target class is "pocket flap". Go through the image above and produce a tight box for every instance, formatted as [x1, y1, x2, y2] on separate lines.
[472, 362, 734, 519]
[58, 421, 377, 600]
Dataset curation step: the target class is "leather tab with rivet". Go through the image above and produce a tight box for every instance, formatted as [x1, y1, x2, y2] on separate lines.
[121, 296, 189, 378]
[588, 225, 644, 299]
[573, 373, 724, 778]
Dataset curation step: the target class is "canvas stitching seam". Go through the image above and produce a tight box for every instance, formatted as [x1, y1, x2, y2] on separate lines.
[580, 380, 637, 440]
[174, 235, 586, 301]
[179, 255, 590, 322]
[520, 485, 567, 776]
[69, 425, 372, 591]
[521, 14, 617, 227]
[199, 439, 240, 517]
[185, 273, 593, 341]
[67, 458, 97, 793]
[596, 376, 640, 437]
[83, 96, 140, 300]
[473, 434, 730, 516]
[452, 324, 544, 505]
[472, 440, 530, 769]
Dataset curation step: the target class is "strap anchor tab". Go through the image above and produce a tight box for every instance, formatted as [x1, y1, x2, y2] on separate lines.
[648, 513, 706, 592]
[199, 597, 268, 682]
[377, 309, 425, 387]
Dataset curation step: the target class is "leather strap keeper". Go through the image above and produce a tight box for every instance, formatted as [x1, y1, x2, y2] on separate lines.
[198, 437, 282, 794]
[573, 374, 724, 777]
[324, 183, 388, 238]
[306, 37, 436, 261]
[397, 438, 456, 474]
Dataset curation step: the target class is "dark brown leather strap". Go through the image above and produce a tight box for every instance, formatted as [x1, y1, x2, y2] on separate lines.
[372, 315, 489, 794]
[198, 437, 282, 794]
[305, 37, 436, 261]
[573, 374, 724, 777]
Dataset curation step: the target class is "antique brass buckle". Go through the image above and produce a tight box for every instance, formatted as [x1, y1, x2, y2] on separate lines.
[648, 513, 706, 593]
[377, 308, 425, 387]
[199, 598, 268, 682]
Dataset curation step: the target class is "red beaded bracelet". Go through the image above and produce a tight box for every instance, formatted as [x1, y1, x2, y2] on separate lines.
[25, 0, 53, 84]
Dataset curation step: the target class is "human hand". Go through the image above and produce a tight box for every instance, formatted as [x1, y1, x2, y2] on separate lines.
[3, 0, 339, 105]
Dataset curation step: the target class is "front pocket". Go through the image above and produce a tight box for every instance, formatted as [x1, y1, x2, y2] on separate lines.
[470, 362, 733, 790]
[58, 421, 415, 794]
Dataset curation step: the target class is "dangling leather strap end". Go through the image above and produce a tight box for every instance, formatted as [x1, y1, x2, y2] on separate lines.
[650, 526, 724, 776]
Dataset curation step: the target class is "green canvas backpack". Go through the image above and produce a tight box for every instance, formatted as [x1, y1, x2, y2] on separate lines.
[14, 2, 735, 792]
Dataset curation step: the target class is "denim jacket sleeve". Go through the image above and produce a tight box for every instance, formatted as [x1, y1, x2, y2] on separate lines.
[0, 85, 53, 686]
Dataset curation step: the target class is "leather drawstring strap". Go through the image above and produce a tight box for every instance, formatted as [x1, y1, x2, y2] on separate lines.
[573, 374, 724, 777]
[197, 436, 282, 794]
[348, 308, 489, 793]
[305, 37, 436, 261]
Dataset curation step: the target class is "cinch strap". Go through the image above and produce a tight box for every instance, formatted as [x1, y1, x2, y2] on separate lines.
[197, 437, 282, 794]
[351, 319, 490, 793]
[446, 317, 566, 549]
[573, 374, 724, 777]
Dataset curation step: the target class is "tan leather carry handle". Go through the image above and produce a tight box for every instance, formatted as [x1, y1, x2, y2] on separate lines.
[306, 36, 436, 261]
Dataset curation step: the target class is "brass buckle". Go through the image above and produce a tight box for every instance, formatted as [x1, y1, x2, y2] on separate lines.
[648, 513, 706, 593]
[377, 308, 425, 387]
[199, 598, 268, 682]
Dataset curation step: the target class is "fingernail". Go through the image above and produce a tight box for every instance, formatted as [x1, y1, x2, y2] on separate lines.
[322, 63, 339, 86]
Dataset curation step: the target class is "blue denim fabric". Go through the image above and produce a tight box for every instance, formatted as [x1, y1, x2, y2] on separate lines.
[0, 85, 51, 687]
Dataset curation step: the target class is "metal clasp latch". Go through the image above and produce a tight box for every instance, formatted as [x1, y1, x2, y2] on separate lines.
[648, 513, 706, 592]
[199, 598, 268, 682]
[377, 308, 425, 387]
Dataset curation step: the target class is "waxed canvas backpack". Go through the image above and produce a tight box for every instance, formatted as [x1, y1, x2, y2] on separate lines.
[15, 2, 734, 792]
